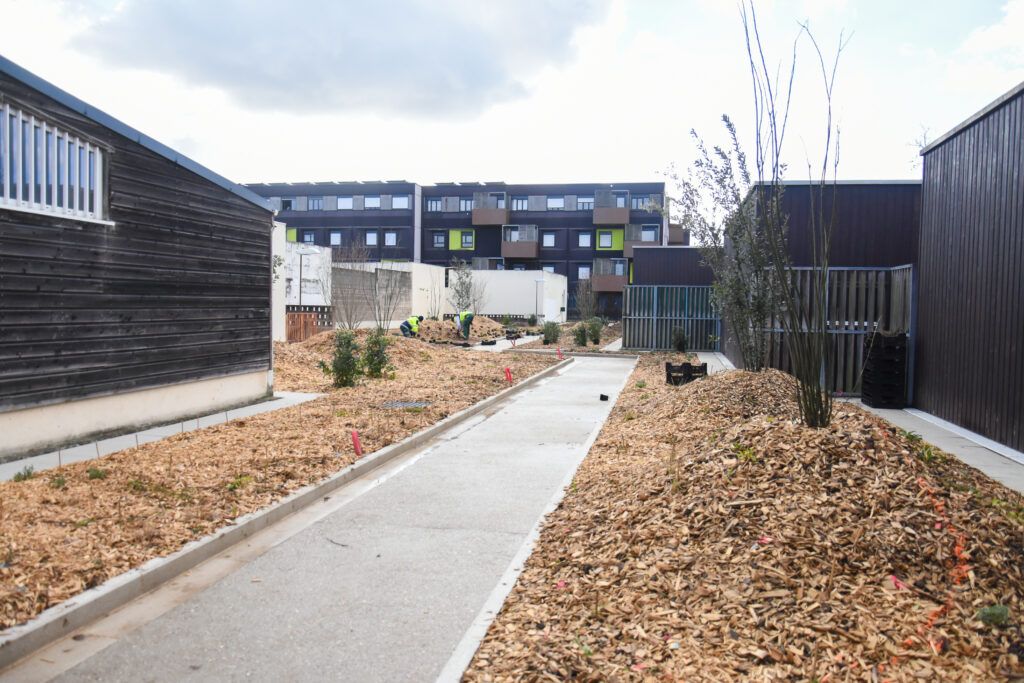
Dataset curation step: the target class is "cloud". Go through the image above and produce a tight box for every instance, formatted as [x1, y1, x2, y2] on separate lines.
[71, 0, 610, 118]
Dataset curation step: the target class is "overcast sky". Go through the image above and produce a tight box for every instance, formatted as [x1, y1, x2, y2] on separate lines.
[2, 0, 1022, 187]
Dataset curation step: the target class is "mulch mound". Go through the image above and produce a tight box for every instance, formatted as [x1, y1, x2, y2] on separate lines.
[416, 316, 506, 344]
[0, 338, 556, 631]
[465, 358, 1024, 681]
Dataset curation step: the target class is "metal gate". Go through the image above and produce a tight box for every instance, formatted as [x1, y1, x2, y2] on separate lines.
[622, 286, 720, 350]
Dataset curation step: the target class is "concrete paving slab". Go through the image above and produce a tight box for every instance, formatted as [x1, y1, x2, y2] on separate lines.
[0, 392, 322, 481]
[602, 338, 623, 352]
[48, 357, 636, 683]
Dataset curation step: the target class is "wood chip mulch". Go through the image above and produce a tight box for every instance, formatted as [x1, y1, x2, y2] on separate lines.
[464, 356, 1024, 681]
[0, 334, 556, 631]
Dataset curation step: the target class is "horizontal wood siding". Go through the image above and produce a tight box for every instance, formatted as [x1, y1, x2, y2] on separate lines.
[0, 73, 272, 412]
[916, 90, 1024, 452]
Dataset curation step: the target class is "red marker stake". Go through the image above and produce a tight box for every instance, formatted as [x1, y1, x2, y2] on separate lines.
[351, 430, 363, 457]
[557, 347, 564, 360]
[504, 367, 513, 384]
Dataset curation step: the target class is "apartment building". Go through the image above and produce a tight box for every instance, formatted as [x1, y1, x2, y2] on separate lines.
[246, 179, 667, 316]
[246, 181, 421, 262]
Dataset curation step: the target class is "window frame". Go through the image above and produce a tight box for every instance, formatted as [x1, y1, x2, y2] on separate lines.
[329, 231, 342, 246]
[576, 196, 594, 210]
[631, 195, 650, 211]
[365, 230, 379, 246]
[337, 195, 353, 210]
[577, 232, 592, 248]
[301, 231, 316, 244]
[459, 197, 474, 212]
[460, 230, 474, 249]
[384, 230, 398, 247]
[641, 225, 659, 242]
[598, 231, 613, 249]
[425, 197, 441, 212]
[280, 197, 294, 211]
[391, 195, 410, 210]
[308, 196, 324, 211]
[541, 231, 556, 248]
[577, 264, 591, 280]
[511, 196, 528, 211]
[489, 192, 506, 209]
[546, 196, 565, 211]
[432, 231, 446, 248]
[364, 195, 381, 209]
[542, 263, 556, 273]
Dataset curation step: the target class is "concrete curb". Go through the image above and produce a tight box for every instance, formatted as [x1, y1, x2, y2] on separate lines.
[0, 358, 573, 671]
[509, 348, 640, 360]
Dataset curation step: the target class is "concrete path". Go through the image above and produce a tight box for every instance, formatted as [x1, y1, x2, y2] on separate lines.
[857, 403, 1024, 495]
[27, 357, 635, 683]
[0, 392, 322, 481]
[601, 338, 623, 352]
[468, 335, 540, 352]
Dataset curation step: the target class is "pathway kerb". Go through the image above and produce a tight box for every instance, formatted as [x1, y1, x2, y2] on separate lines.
[0, 357, 573, 672]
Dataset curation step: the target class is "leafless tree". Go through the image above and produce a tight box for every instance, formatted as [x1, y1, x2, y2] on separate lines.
[448, 258, 473, 312]
[330, 243, 371, 330]
[742, 0, 849, 427]
[469, 273, 489, 315]
[363, 264, 409, 333]
[420, 267, 446, 320]
[575, 278, 597, 320]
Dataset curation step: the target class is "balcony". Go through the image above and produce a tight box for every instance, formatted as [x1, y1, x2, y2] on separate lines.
[593, 206, 630, 225]
[472, 191, 510, 225]
[623, 224, 661, 257]
[501, 225, 539, 259]
[591, 258, 628, 292]
[668, 225, 690, 245]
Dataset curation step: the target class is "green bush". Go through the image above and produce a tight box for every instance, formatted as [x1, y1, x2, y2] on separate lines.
[500, 314, 512, 327]
[672, 327, 688, 353]
[50, 474, 67, 489]
[363, 331, 393, 378]
[572, 324, 589, 346]
[12, 465, 34, 482]
[87, 467, 108, 480]
[587, 317, 603, 345]
[527, 314, 538, 327]
[542, 321, 561, 344]
[319, 330, 361, 387]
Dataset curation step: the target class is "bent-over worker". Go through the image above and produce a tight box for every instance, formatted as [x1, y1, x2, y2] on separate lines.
[400, 315, 424, 337]
[454, 311, 475, 339]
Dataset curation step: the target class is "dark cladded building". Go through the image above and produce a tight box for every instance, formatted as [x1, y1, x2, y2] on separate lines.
[246, 181, 420, 262]
[0, 56, 274, 458]
[916, 81, 1024, 452]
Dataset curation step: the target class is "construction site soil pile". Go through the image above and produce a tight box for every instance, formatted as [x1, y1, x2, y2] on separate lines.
[465, 357, 1024, 681]
[0, 338, 556, 630]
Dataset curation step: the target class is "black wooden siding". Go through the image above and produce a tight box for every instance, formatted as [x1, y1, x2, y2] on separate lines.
[0, 74, 273, 411]
[916, 87, 1024, 452]
[632, 247, 713, 286]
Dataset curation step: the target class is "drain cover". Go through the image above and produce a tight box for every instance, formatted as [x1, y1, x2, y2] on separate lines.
[381, 401, 431, 409]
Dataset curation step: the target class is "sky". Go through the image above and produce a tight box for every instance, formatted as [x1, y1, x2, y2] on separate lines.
[1, 0, 1022, 187]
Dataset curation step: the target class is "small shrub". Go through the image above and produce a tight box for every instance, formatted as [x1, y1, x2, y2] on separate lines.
[12, 465, 35, 482]
[227, 475, 253, 491]
[542, 321, 561, 345]
[319, 330, 361, 388]
[978, 604, 1010, 626]
[587, 317, 603, 345]
[50, 474, 67, 489]
[500, 314, 512, 327]
[635, 380, 647, 389]
[572, 324, 589, 346]
[128, 479, 146, 492]
[87, 467, 108, 480]
[363, 331, 392, 379]
[672, 327, 688, 353]
[527, 314, 538, 327]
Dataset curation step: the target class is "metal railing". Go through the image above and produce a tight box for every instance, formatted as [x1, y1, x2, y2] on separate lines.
[625, 224, 660, 242]
[502, 224, 538, 242]
[593, 257, 628, 276]
[623, 285, 720, 351]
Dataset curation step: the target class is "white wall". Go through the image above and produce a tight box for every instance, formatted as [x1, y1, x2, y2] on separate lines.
[284, 242, 332, 307]
[471, 270, 567, 322]
[271, 221, 287, 342]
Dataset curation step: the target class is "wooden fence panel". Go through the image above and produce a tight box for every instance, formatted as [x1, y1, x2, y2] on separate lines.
[285, 312, 319, 343]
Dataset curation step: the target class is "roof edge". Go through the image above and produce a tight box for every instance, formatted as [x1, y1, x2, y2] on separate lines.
[0, 54, 271, 213]
[921, 80, 1024, 156]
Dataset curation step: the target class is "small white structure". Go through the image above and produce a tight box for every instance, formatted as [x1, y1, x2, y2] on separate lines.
[471, 269, 567, 322]
[284, 242, 332, 307]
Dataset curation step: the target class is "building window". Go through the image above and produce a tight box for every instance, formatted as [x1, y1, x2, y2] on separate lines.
[281, 197, 294, 211]
[366, 231, 378, 246]
[598, 231, 613, 248]
[614, 260, 627, 276]
[461, 231, 474, 249]
[330, 231, 342, 246]
[578, 232, 592, 248]
[542, 231, 556, 248]
[576, 196, 594, 210]
[426, 197, 441, 212]
[459, 197, 474, 212]
[641, 225, 658, 242]
[542, 264, 556, 273]
[490, 192, 506, 209]
[391, 195, 410, 210]
[505, 226, 520, 242]
[614, 192, 628, 208]
[384, 231, 398, 246]
[432, 231, 445, 248]
[631, 195, 650, 210]
[364, 195, 381, 209]
[513, 263, 526, 271]
[578, 265, 591, 280]
[511, 196, 528, 211]
[308, 196, 324, 210]
[302, 231, 315, 244]
[338, 195, 353, 209]
[547, 196, 564, 211]
[0, 105, 108, 221]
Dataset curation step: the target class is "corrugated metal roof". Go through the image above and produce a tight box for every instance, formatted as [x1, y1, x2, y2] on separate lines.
[0, 54, 271, 212]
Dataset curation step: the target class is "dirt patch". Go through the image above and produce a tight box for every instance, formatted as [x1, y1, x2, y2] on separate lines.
[416, 315, 507, 344]
[465, 357, 1024, 681]
[0, 338, 557, 630]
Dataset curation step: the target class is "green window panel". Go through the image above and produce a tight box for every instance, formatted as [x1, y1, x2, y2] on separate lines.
[286, 228, 298, 242]
[596, 228, 624, 251]
[449, 229, 475, 250]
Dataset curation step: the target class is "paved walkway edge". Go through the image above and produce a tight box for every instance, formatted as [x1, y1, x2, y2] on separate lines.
[509, 348, 640, 359]
[435, 357, 639, 683]
[0, 358, 573, 672]
[904, 408, 1024, 467]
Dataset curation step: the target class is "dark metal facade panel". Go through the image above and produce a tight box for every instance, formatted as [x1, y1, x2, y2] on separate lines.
[632, 248, 713, 286]
[780, 183, 921, 267]
[916, 89, 1024, 452]
[0, 73, 273, 412]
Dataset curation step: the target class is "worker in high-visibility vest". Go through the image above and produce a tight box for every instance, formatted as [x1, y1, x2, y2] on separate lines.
[400, 315, 424, 337]
[454, 311, 475, 339]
